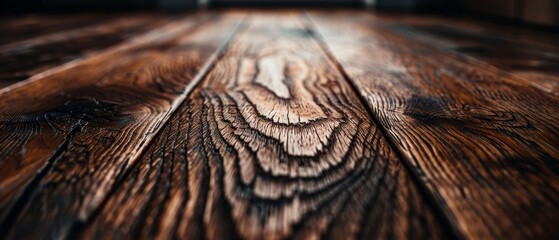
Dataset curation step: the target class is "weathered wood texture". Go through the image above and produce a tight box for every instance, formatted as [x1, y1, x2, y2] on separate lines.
[370, 12, 559, 49]
[309, 11, 559, 239]
[372, 13, 559, 94]
[0, 13, 241, 239]
[79, 13, 446, 240]
[2, 10, 559, 240]
[0, 14, 173, 89]
[0, 14, 114, 47]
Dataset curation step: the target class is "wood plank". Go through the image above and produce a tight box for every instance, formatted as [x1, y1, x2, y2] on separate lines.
[0, 14, 173, 89]
[79, 13, 447, 240]
[368, 12, 559, 95]
[369, 12, 559, 49]
[0, 13, 113, 46]
[309, 11, 559, 239]
[0, 12, 242, 239]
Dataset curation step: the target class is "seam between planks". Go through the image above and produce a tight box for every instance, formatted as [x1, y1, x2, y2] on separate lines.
[0, 13, 197, 95]
[0, 13, 245, 240]
[0, 13, 180, 91]
[0, 14, 126, 50]
[303, 10, 464, 240]
[63, 14, 247, 240]
[360, 10, 559, 98]
[0, 12, 194, 231]
[0, 121, 84, 236]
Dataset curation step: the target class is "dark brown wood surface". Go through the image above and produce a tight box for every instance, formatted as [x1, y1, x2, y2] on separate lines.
[0, 9, 558, 240]
[0, 12, 242, 239]
[369, 12, 559, 95]
[309, 10, 559, 239]
[0, 14, 173, 89]
[0, 14, 116, 47]
[79, 13, 446, 240]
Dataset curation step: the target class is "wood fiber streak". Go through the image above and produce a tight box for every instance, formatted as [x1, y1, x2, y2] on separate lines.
[0, 14, 172, 89]
[310, 11, 559, 239]
[81, 105, 194, 240]
[81, 13, 446, 240]
[370, 12, 559, 50]
[372, 13, 559, 94]
[0, 14, 113, 46]
[0, 13, 241, 239]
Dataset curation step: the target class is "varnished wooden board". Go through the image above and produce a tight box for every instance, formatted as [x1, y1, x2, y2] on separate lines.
[0, 12, 242, 239]
[309, 11, 559, 239]
[389, 25, 559, 94]
[0, 14, 174, 89]
[367, 12, 559, 95]
[78, 13, 447, 240]
[0, 13, 115, 47]
[369, 12, 559, 49]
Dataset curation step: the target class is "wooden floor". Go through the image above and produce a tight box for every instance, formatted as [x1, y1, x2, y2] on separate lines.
[0, 10, 558, 240]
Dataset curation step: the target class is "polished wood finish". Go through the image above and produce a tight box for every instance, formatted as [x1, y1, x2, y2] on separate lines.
[0, 13, 241, 239]
[0, 10, 558, 240]
[0, 14, 114, 46]
[387, 20, 559, 94]
[0, 14, 172, 89]
[351, 12, 559, 94]
[80, 13, 445, 240]
[309, 10, 559, 239]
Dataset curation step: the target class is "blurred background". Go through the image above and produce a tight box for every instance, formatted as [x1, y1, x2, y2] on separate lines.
[1, 0, 558, 28]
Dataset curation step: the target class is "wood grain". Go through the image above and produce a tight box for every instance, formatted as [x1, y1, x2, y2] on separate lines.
[0, 12, 242, 239]
[369, 12, 559, 95]
[0, 14, 172, 89]
[0, 13, 113, 47]
[390, 24, 559, 94]
[79, 13, 446, 240]
[309, 11, 559, 239]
